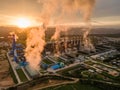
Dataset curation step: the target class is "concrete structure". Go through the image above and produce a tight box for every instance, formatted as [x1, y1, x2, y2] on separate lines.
[7, 53, 21, 84]
[51, 63, 65, 70]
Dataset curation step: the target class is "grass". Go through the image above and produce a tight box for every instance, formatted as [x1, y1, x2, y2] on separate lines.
[57, 58, 64, 62]
[85, 61, 94, 65]
[57, 64, 81, 74]
[8, 55, 18, 84]
[43, 59, 54, 64]
[42, 82, 101, 90]
[101, 72, 120, 83]
[16, 69, 28, 82]
[81, 71, 90, 78]
[9, 67, 18, 84]
[57, 58, 71, 65]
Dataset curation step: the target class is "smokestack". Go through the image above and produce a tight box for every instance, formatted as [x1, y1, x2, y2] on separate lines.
[10, 32, 19, 63]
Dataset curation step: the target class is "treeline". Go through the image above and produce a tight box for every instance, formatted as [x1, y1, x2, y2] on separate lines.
[91, 34, 120, 38]
[80, 79, 120, 90]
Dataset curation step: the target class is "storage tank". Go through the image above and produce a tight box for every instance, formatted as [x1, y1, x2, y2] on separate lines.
[51, 62, 65, 70]
[51, 64, 61, 70]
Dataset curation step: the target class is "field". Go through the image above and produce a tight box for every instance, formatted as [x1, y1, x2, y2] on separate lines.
[0, 49, 15, 86]
[43, 59, 54, 64]
[16, 69, 28, 82]
[42, 82, 101, 90]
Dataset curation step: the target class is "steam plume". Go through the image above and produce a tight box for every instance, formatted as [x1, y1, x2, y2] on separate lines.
[25, 25, 46, 69]
[51, 0, 96, 52]
[25, 0, 96, 69]
[51, 26, 69, 55]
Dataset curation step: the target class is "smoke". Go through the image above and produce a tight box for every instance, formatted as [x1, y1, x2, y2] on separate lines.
[51, 26, 69, 40]
[81, 0, 96, 51]
[25, 25, 46, 69]
[82, 22, 95, 51]
[64, 0, 96, 52]
[37, 0, 95, 23]
[50, 0, 96, 52]
[51, 25, 69, 55]
[25, 0, 96, 69]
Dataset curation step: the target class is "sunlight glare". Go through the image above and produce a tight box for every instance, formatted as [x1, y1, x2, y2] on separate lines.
[15, 17, 32, 28]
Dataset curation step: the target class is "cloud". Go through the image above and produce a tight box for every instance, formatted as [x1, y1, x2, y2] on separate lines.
[93, 0, 120, 17]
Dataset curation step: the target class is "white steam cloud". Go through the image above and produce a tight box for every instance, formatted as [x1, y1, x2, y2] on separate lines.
[25, 25, 46, 69]
[25, 0, 96, 69]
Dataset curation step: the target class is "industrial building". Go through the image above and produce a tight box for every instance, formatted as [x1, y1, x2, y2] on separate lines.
[9, 34, 39, 79]
[51, 62, 65, 70]
[44, 35, 85, 55]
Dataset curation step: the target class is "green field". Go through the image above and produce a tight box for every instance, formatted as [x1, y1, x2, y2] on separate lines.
[9, 67, 18, 84]
[42, 82, 101, 90]
[57, 64, 81, 74]
[43, 59, 54, 64]
[57, 58, 64, 62]
[16, 69, 28, 82]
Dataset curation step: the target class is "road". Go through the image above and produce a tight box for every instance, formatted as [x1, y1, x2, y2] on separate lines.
[55, 62, 81, 73]
[59, 56, 68, 61]
[90, 59, 120, 72]
[7, 52, 21, 84]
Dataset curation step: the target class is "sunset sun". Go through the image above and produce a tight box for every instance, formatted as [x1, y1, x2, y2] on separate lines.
[15, 17, 32, 28]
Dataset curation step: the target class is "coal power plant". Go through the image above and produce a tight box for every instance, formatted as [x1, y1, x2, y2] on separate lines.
[1, 0, 120, 90]
[43, 27, 96, 56]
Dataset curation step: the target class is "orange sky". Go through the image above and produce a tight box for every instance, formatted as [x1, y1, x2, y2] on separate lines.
[0, 0, 120, 26]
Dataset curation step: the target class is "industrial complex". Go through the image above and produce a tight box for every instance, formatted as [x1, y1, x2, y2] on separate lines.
[0, 0, 120, 90]
[0, 28, 119, 90]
